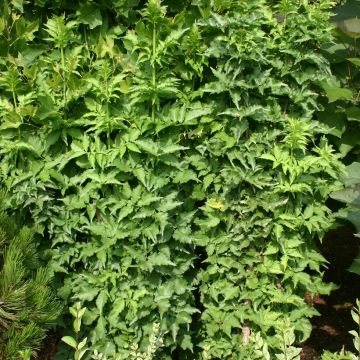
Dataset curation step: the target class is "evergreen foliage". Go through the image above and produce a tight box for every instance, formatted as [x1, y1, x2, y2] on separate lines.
[0, 191, 61, 359]
[0, 0, 346, 358]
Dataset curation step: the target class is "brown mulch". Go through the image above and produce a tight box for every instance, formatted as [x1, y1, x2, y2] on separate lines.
[34, 331, 62, 360]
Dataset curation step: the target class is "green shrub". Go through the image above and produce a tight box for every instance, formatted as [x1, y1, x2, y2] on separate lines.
[0, 0, 345, 358]
[61, 303, 163, 360]
[0, 191, 61, 359]
[322, 351, 356, 360]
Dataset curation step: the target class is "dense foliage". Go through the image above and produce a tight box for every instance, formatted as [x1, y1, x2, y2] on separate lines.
[0, 0, 346, 358]
[0, 191, 60, 359]
[61, 303, 163, 360]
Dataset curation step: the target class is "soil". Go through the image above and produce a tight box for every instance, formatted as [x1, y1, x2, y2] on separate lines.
[35, 226, 360, 360]
[34, 331, 62, 360]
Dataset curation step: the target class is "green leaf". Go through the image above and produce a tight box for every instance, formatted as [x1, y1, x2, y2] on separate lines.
[173, 169, 197, 183]
[348, 58, 360, 67]
[214, 131, 236, 148]
[77, 3, 103, 29]
[94, 316, 107, 341]
[148, 249, 175, 268]
[179, 334, 193, 351]
[343, 18, 360, 35]
[223, 315, 240, 338]
[74, 286, 99, 302]
[16, 46, 45, 68]
[78, 349, 88, 360]
[349, 250, 360, 276]
[331, 188, 360, 207]
[321, 81, 353, 102]
[44, 15, 76, 48]
[332, 2, 360, 21]
[334, 129, 360, 157]
[11, 0, 24, 12]
[176, 311, 192, 324]
[133, 139, 158, 156]
[133, 167, 147, 187]
[161, 144, 188, 154]
[318, 107, 346, 138]
[83, 308, 99, 326]
[347, 107, 360, 122]
[342, 162, 360, 187]
[195, 215, 220, 228]
[96, 290, 108, 315]
[62, 336, 77, 349]
[108, 298, 125, 327]
[336, 209, 360, 233]
[77, 337, 88, 350]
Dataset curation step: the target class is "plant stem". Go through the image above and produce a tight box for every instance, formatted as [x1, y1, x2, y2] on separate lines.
[358, 310, 360, 360]
[151, 21, 157, 123]
[283, 333, 288, 360]
[12, 89, 17, 111]
[106, 102, 111, 146]
[61, 46, 67, 118]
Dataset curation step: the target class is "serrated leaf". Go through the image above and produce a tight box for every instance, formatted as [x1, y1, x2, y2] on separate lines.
[161, 144, 188, 154]
[74, 287, 99, 302]
[133, 139, 158, 155]
[347, 107, 360, 122]
[108, 298, 125, 328]
[320, 81, 353, 102]
[348, 57, 360, 66]
[331, 188, 360, 207]
[148, 250, 175, 268]
[94, 316, 107, 341]
[223, 315, 240, 338]
[11, 0, 24, 12]
[96, 290, 108, 315]
[179, 334, 193, 351]
[342, 162, 360, 187]
[173, 169, 197, 183]
[206, 198, 225, 211]
[133, 167, 147, 187]
[349, 251, 360, 276]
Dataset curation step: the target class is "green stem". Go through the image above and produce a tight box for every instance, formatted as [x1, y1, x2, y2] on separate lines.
[152, 21, 157, 122]
[12, 89, 17, 110]
[61, 47, 67, 118]
[75, 307, 80, 360]
[358, 311, 360, 360]
[106, 102, 111, 146]
[283, 333, 288, 360]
